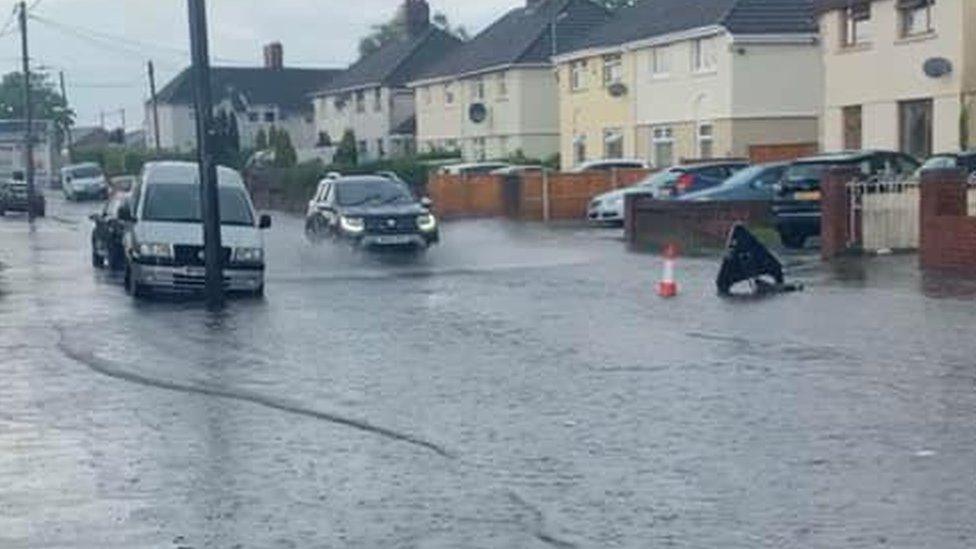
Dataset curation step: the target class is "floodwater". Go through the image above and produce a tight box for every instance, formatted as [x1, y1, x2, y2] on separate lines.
[1, 193, 975, 548]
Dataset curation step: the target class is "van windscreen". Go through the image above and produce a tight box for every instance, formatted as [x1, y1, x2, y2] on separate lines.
[142, 183, 254, 226]
[69, 166, 103, 178]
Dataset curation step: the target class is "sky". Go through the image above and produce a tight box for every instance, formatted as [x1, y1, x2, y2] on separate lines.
[0, 0, 522, 131]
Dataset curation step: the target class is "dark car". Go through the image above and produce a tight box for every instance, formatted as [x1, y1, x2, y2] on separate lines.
[679, 162, 789, 202]
[917, 151, 976, 177]
[305, 176, 439, 250]
[0, 176, 45, 217]
[773, 150, 920, 249]
[90, 193, 130, 270]
[650, 161, 749, 198]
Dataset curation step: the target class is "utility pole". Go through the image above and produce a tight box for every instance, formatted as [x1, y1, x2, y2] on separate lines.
[99, 110, 105, 129]
[147, 60, 161, 154]
[18, 1, 35, 223]
[119, 107, 125, 131]
[187, 0, 223, 309]
[59, 70, 72, 161]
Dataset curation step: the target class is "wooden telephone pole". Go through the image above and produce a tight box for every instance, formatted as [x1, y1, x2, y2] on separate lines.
[147, 60, 161, 154]
[18, 1, 35, 223]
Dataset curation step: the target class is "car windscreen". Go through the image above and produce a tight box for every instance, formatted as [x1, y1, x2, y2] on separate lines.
[335, 180, 413, 206]
[715, 165, 765, 188]
[634, 170, 680, 190]
[68, 166, 103, 179]
[142, 183, 254, 226]
[920, 156, 957, 171]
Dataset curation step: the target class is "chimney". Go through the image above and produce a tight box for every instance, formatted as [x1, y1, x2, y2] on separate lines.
[263, 42, 283, 70]
[401, 0, 430, 37]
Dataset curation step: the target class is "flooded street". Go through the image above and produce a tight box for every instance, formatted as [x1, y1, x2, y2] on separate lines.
[2, 193, 976, 548]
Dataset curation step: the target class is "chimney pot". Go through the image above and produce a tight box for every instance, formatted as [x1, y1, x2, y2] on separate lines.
[401, 0, 430, 37]
[263, 42, 283, 70]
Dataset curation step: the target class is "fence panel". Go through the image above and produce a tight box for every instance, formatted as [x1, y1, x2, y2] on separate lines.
[968, 176, 976, 216]
[849, 176, 920, 252]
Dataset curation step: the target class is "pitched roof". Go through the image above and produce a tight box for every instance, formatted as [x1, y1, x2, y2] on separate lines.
[572, 0, 816, 52]
[155, 67, 341, 112]
[410, 0, 611, 83]
[317, 26, 462, 94]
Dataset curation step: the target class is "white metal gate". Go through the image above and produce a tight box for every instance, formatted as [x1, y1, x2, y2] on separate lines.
[848, 176, 920, 252]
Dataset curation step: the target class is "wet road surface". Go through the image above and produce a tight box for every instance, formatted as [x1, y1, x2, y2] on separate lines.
[2, 192, 976, 548]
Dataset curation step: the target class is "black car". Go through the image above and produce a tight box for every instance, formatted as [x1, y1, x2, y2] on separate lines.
[772, 150, 919, 249]
[917, 151, 976, 177]
[0, 177, 46, 217]
[90, 193, 130, 270]
[653, 160, 749, 197]
[305, 176, 439, 249]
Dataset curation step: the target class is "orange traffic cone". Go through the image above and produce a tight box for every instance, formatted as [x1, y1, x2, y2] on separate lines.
[658, 245, 678, 298]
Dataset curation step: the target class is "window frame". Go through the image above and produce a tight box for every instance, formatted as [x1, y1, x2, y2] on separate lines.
[899, 1, 935, 38]
[373, 88, 383, 112]
[570, 60, 587, 92]
[697, 123, 714, 160]
[652, 126, 674, 169]
[444, 83, 455, 105]
[603, 127, 624, 160]
[691, 38, 717, 73]
[842, 4, 873, 47]
[602, 54, 623, 87]
[649, 46, 670, 79]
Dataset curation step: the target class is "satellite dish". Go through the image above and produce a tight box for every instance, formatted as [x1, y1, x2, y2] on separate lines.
[607, 82, 628, 98]
[469, 103, 488, 124]
[923, 57, 953, 78]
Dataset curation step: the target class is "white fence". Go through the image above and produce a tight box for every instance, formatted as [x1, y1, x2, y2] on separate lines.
[969, 175, 976, 216]
[848, 177, 920, 252]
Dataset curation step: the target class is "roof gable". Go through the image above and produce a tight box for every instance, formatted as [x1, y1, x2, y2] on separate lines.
[156, 67, 341, 112]
[411, 0, 611, 82]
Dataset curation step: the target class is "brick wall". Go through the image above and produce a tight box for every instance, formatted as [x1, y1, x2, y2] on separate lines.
[919, 168, 976, 272]
[625, 194, 773, 251]
[820, 167, 860, 261]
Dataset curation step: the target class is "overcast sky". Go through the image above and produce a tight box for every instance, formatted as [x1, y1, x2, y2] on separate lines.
[0, 0, 522, 130]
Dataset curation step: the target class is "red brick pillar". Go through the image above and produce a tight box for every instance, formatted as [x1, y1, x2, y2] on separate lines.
[820, 167, 859, 261]
[919, 168, 967, 270]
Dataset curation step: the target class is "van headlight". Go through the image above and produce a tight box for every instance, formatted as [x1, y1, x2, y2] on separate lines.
[135, 242, 174, 259]
[340, 215, 365, 234]
[417, 213, 437, 232]
[232, 247, 264, 263]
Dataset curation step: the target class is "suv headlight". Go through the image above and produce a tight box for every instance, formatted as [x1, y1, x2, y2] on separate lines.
[340, 215, 365, 234]
[417, 213, 437, 232]
[135, 242, 174, 259]
[232, 247, 264, 263]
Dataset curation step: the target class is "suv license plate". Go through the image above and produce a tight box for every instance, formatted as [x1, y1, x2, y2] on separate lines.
[183, 267, 206, 277]
[794, 191, 821, 201]
[375, 235, 413, 245]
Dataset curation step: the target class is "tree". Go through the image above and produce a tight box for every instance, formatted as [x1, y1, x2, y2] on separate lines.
[358, 9, 467, 59]
[272, 129, 297, 168]
[255, 128, 268, 150]
[334, 129, 358, 166]
[0, 71, 75, 146]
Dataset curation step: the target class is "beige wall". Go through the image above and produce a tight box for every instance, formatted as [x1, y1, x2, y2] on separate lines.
[728, 117, 819, 156]
[730, 42, 822, 118]
[821, 0, 971, 153]
[414, 67, 560, 161]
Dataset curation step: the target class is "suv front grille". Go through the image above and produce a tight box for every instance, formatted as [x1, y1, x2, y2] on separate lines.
[173, 245, 232, 267]
[363, 215, 418, 234]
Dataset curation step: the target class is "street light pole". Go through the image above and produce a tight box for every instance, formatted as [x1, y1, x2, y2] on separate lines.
[147, 60, 161, 155]
[59, 70, 72, 162]
[18, 1, 35, 223]
[187, 0, 224, 309]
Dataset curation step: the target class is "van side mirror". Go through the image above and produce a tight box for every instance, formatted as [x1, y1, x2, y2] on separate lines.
[259, 214, 272, 229]
[117, 204, 134, 222]
[420, 197, 433, 208]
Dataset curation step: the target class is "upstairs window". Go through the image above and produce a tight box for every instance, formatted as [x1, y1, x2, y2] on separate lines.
[899, 0, 935, 37]
[570, 60, 587, 91]
[355, 91, 365, 113]
[691, 38, 717, 73]
[842, 3, 872, 47]
[649, 46, 670, 78]
[373, 88, 382, 112]
[470, 78, 485, 101]
[602, 54, 622, 87]
[496, 72, 508, 98]
[444, 83, 455, 105]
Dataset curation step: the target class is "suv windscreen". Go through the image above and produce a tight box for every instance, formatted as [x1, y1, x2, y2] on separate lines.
[69, 166, 103, 179]
[336, 180, 413, 206]
[142, 183, 254, 226]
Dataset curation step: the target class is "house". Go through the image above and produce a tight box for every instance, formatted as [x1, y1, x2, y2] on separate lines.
[818, 0, 976, 158]
[0, 120, 61, 186]
[146, 43, 341, 156]
[554, 0, 823, 170]
[409, 0, 611, 162]
[311, 0, 463, 163]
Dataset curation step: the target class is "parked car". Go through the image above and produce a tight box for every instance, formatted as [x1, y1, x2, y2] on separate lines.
[437, 162, 510, 176]
[586, 161, 748, 224]
[679, 162, 789, 202]
[61, 162, 108, 201]
[570, 158, 649, 173]
[917, 151, 976, 178]
[305, 175, 439, 250]
[89, 193, 130, 270]
[0, 172, 45, 217]
[772, 150, 920, 249]
[120, 161, 271, 298]
[490, 165, 547, 176]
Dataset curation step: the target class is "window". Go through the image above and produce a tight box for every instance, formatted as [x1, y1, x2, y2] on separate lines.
[900, 0, 934, 37]
[570, 60, 587, 91]
[602, 54, 622, 87]
[691, 38, 717, 72]
[899, 98, 933, 159]
[357, 139, 368, 156]
[316, 131, 331, 148]
[334, 97, 345, 111]
[649, 47, 670, 78]
[373, 88, 382, 112]
[842, 3, 872, 47]
[247, 112, 259, 122]
[470, 78, 485, 101]
[355, 91, 365, 113]
[264, 111, 275, 123]
[377, 138, 385, 158]
[652, 126, 674, 168]
[843, 105, 863, 150]
[697, 123, 714, 159]
[573, 135, 586, 165]
[473, 137, 486, 161]
[496, 73, 508, 98]
[499, 136, 509, 154]
[603, 128, 623, 159]
[444, 83, 455, 105]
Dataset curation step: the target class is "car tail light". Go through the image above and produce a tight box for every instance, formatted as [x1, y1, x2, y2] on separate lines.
[675, 173, 694, 193]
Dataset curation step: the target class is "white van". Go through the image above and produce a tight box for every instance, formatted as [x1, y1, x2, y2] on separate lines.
[120, 161, 271, 298]
[61, 162, 109, 200]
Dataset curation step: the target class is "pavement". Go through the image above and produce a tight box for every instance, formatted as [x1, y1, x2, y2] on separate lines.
[2, 192, 976, 548]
